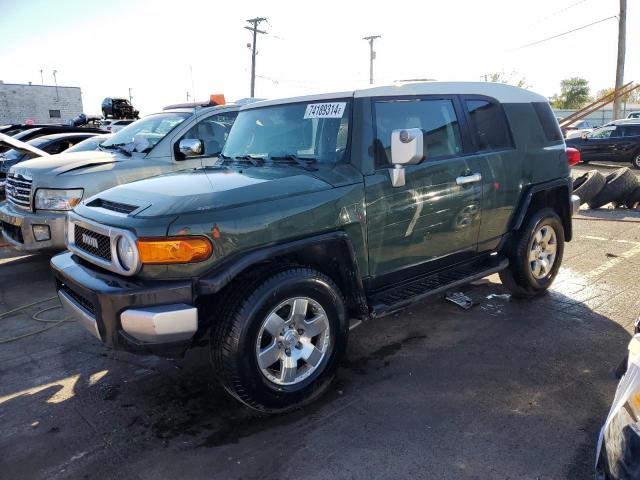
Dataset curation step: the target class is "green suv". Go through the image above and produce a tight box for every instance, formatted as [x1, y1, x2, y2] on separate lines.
[52, 82, 580, 412]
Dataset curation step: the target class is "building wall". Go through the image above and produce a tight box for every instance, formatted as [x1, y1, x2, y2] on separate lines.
[0, 82, 83, 124]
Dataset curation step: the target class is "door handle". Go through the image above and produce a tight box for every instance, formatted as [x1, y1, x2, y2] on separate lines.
[456, 173, 482, 185]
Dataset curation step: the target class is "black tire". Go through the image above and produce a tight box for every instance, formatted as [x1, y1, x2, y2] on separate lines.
[211, 267, 348, 413]
[632, 152, 640, 169]
[499, 208, 565, 298]
[588, 167, 639, 209]
[624, 186, 640, 209]
[572, 170, 605, 205]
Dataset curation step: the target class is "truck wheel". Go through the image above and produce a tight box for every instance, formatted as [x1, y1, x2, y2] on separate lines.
[632, 153, 640, 169]
[499, 208, 564, 298]
[211, 267, 348, 412]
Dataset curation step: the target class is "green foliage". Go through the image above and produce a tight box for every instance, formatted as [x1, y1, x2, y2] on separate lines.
[551, 77, 591, 109]
[595, 84, 640, 104]
[485, 71, 530, 89]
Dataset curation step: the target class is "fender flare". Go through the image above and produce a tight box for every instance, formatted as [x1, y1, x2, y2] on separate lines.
[511, 177, 573, 241]
[196, 231, 369, 318]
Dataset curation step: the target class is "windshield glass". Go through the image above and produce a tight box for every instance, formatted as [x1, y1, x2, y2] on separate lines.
[222, 100, 350, 164]
[101, 112, 190, 153]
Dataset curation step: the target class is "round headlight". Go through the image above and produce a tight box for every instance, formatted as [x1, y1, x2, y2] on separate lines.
[116, 235, 136, 271]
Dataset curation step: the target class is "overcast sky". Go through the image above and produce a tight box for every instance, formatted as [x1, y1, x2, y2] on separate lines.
[0, 0, 636, 116]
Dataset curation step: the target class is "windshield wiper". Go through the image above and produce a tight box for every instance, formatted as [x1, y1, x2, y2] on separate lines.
[269, 154, 318, 171]
[99, 143, 131, 157]
[234, 155, 265, 167]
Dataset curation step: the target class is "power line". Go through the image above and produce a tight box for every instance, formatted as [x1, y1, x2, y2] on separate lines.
[531, 0, 591, 24]
[515, 15, 617, 50]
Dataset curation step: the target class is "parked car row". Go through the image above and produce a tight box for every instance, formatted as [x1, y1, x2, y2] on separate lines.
[566, 119, 640, 169]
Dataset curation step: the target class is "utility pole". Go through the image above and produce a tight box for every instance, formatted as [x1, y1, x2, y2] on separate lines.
[39, 69, 44, 85]
[613, 0, 626, 120]
[128, 87, 133, 103]
[186, 91, 190, 102]
[245, 17, 267, 97]
[363, 35, 381, 84]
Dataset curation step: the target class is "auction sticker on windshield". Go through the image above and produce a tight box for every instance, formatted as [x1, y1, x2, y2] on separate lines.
[304, 102, 346, 119]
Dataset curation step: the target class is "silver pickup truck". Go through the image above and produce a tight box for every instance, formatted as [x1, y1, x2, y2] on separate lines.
[0, 103, 244, 251]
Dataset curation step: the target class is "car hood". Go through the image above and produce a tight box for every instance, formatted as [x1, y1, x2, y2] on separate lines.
[79, 166, 334, 218]
[10, 150, 124, 177]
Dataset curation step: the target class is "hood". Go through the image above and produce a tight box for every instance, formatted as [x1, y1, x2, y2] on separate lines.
[10, 150, 123, 177]
[79, 166, 333, 217]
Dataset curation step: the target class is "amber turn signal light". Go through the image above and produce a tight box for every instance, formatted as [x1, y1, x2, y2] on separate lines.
[137, 237, 213, 264]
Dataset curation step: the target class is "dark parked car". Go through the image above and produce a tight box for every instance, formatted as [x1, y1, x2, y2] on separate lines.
[0, 132, 99, 177]
[0, 126, 106, 154]
[101, 97, 139, 119]
[565, 119, 640, 169]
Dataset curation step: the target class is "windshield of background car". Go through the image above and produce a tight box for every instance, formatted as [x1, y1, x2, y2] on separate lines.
[66, 136, 106, 153]
[101, 112, 190, 153]
[222, 100, 351, 164]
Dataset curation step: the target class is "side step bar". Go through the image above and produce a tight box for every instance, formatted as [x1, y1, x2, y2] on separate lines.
[369, 255, 509, 318]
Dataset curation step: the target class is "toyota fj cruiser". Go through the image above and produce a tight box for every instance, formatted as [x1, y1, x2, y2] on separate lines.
[52, 82, 580, 412]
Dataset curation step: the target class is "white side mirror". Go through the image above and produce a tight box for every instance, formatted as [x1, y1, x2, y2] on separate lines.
[389, 128, 424, 187]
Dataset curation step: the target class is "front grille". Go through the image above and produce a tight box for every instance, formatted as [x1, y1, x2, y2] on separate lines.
[74, 225, 112, 261]
[1, 221, 23, 243]
[58, 281, 96, 316]
[6, 173, 32, 210]
[87, 198, 138, 214]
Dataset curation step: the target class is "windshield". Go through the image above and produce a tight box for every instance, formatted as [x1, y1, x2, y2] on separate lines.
[222, 100, 350, 164]
[101, 112, 190, 153]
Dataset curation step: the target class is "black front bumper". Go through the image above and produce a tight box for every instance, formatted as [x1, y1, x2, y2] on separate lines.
[51, 252, 196, 356]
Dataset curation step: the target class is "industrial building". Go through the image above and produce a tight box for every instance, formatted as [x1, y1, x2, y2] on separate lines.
[0, 81, 83, 124]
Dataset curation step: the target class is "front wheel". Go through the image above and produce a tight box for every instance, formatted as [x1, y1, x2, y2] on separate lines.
[499, 208, 565, 298]
[211, 267, 348, 412]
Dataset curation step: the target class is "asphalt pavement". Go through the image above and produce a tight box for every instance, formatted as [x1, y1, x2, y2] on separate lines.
[1, 211, 639, 479]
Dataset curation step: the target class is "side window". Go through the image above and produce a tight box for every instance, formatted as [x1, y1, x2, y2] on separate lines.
[182, 112, 238, 156]
[590, 126, 615, 139]
[622, 125, 640, 137]
[374, 99, 462, 166]
[465, 99, 513, 151]
[43, 140, 67, 155]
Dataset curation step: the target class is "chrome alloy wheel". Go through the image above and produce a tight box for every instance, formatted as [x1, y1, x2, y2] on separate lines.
[255, 297, 331, 386]
[529, 224, 558, 279]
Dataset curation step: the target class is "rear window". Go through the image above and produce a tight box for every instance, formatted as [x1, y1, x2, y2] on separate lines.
[465, 99, 513, 151]
[532, 102, 563, 142]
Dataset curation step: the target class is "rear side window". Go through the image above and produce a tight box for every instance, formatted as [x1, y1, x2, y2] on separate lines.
[374, 98, 463, 165]
[465, 99, 513, 151]
[532, 102, 563, 142]
[622, 125, 640, 137]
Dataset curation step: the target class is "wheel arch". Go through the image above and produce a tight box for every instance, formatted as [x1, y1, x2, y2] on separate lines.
[511, 178, 573, 241]
[197, 231, 370, 321]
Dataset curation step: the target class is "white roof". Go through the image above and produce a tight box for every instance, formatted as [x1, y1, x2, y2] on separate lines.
[242, 81, 548, 110]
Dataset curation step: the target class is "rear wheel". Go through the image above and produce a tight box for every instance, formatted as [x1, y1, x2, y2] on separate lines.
[632, 153, 640, 169]
[211, 267, 348, 412]
[500, 208, 565, 298]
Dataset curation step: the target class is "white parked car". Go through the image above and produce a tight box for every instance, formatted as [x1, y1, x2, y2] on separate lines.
[108, 119, 135, 133]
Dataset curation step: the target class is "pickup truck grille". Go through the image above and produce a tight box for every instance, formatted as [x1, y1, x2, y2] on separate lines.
[74, 225, 112, 261]
[6, 173, 32, 210]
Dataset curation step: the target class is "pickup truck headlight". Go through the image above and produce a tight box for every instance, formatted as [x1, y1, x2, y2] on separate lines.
[35, 189, 83, 211]
[116, 235, 137, 271]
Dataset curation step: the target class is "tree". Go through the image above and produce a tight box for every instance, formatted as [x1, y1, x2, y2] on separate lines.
[595, 84, 640, 104]
[484, 71, 530, 89]
[550, 77, 591, 109]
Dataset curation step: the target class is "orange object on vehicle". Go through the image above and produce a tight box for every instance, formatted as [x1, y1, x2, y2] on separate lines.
[210, 94, 226, 106]
[137, 237, 213, 264]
